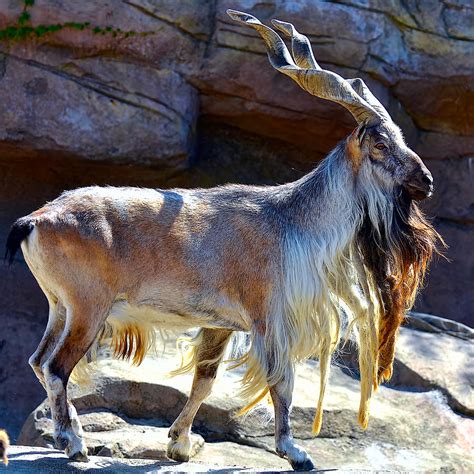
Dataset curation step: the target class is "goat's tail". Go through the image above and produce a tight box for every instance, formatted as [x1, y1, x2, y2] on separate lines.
[5, 217, 35, 265]
[0, 429, 10, 466]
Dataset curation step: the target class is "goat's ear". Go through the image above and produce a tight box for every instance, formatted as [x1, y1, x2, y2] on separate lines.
[347, 122, 366, 170]
[356, 121, 368, 145]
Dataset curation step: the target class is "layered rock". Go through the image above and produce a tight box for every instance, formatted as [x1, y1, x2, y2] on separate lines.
[0, 0, 472, 323]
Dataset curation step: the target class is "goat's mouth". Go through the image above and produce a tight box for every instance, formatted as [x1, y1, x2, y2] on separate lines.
[404, 183, 433, 201]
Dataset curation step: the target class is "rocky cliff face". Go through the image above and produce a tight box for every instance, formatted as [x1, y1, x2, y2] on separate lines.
[0, 0, 472, 440]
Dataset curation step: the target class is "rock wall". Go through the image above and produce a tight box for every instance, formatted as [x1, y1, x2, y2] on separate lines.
[0, 0, 472, 439]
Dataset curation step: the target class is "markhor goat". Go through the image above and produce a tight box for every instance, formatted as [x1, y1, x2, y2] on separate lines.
[5, 10, 442, 471]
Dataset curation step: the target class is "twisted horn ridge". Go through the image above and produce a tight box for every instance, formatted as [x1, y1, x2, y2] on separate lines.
[271, 19, 319, 70]
[271, 18, 391, 122]
[346, 78, 392, 123]
[227, 9, 387, 125]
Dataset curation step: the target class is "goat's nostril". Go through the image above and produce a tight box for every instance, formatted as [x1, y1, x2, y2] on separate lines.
[422, 174, 433, 186]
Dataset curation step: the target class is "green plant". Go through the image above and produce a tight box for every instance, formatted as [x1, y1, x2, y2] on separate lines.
[0, 0, 149, 42]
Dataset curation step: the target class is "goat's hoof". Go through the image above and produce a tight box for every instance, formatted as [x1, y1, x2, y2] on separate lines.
[289, 456, 315, 471]
[167, 436, 191, 462]
[69, 450, 89, 462]
[59, 431, 88, 462]
[54, 434, 69, 451]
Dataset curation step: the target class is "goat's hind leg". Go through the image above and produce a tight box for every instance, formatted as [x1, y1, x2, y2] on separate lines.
[167, 328, 232, 462]
[30, 298, 86, 454]
[42, 298, 109, 461]
[29, 295, 66, 389]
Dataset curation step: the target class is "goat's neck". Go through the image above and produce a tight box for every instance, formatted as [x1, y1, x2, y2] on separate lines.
[278, 144, 361, 239]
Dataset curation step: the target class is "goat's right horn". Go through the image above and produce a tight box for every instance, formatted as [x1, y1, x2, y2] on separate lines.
[271, 19, 319, 70]
[227, 9, 383, 125]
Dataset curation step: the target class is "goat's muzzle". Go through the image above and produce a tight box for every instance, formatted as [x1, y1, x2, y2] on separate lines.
[404, 167, 434, 201]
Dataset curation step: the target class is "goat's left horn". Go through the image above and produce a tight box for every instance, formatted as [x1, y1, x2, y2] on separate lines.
[226, 10, 298, 72]
[272, 18, 391, 123]
[227, 9, 382, 125]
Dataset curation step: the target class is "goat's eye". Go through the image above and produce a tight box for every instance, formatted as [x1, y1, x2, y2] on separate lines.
[375, 143, 387, 151]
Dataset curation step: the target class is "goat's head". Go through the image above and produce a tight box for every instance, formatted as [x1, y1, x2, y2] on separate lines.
[348, 120, 433, 200]
[227, 10, 433, 201]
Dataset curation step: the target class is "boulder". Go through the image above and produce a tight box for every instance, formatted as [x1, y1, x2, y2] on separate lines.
[0, 0, 472, 160]
[339, 313, 474, 416]
[391, 324, 474, 416]
[0, 53, 198, 167]
[18, 323, 474, 472]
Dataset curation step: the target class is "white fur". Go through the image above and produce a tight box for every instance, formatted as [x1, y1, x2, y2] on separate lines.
[277, 436, 312, 464]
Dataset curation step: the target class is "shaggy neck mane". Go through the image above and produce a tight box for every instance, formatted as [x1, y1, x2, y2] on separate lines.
[256, 143, 443, 434]
[280, 143, 359, 230]
[282, 146, 441, 373]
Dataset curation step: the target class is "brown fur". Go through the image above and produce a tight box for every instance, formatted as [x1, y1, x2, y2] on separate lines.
[111, 324, 148, 366]
[359, 195, 444, 388]
[346, 130, 364, 172]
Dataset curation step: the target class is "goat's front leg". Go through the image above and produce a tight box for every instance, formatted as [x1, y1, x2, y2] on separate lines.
[167, 328, 232, 462]
[270, 370, 314, 471]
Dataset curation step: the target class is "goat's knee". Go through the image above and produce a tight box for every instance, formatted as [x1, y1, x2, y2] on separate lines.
[28, 353, 44, 383]
[28, 352, 41, 370]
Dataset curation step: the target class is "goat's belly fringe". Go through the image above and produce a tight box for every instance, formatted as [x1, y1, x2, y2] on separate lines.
[71, 283, 387, 437]
[70, 317, 158, 384]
